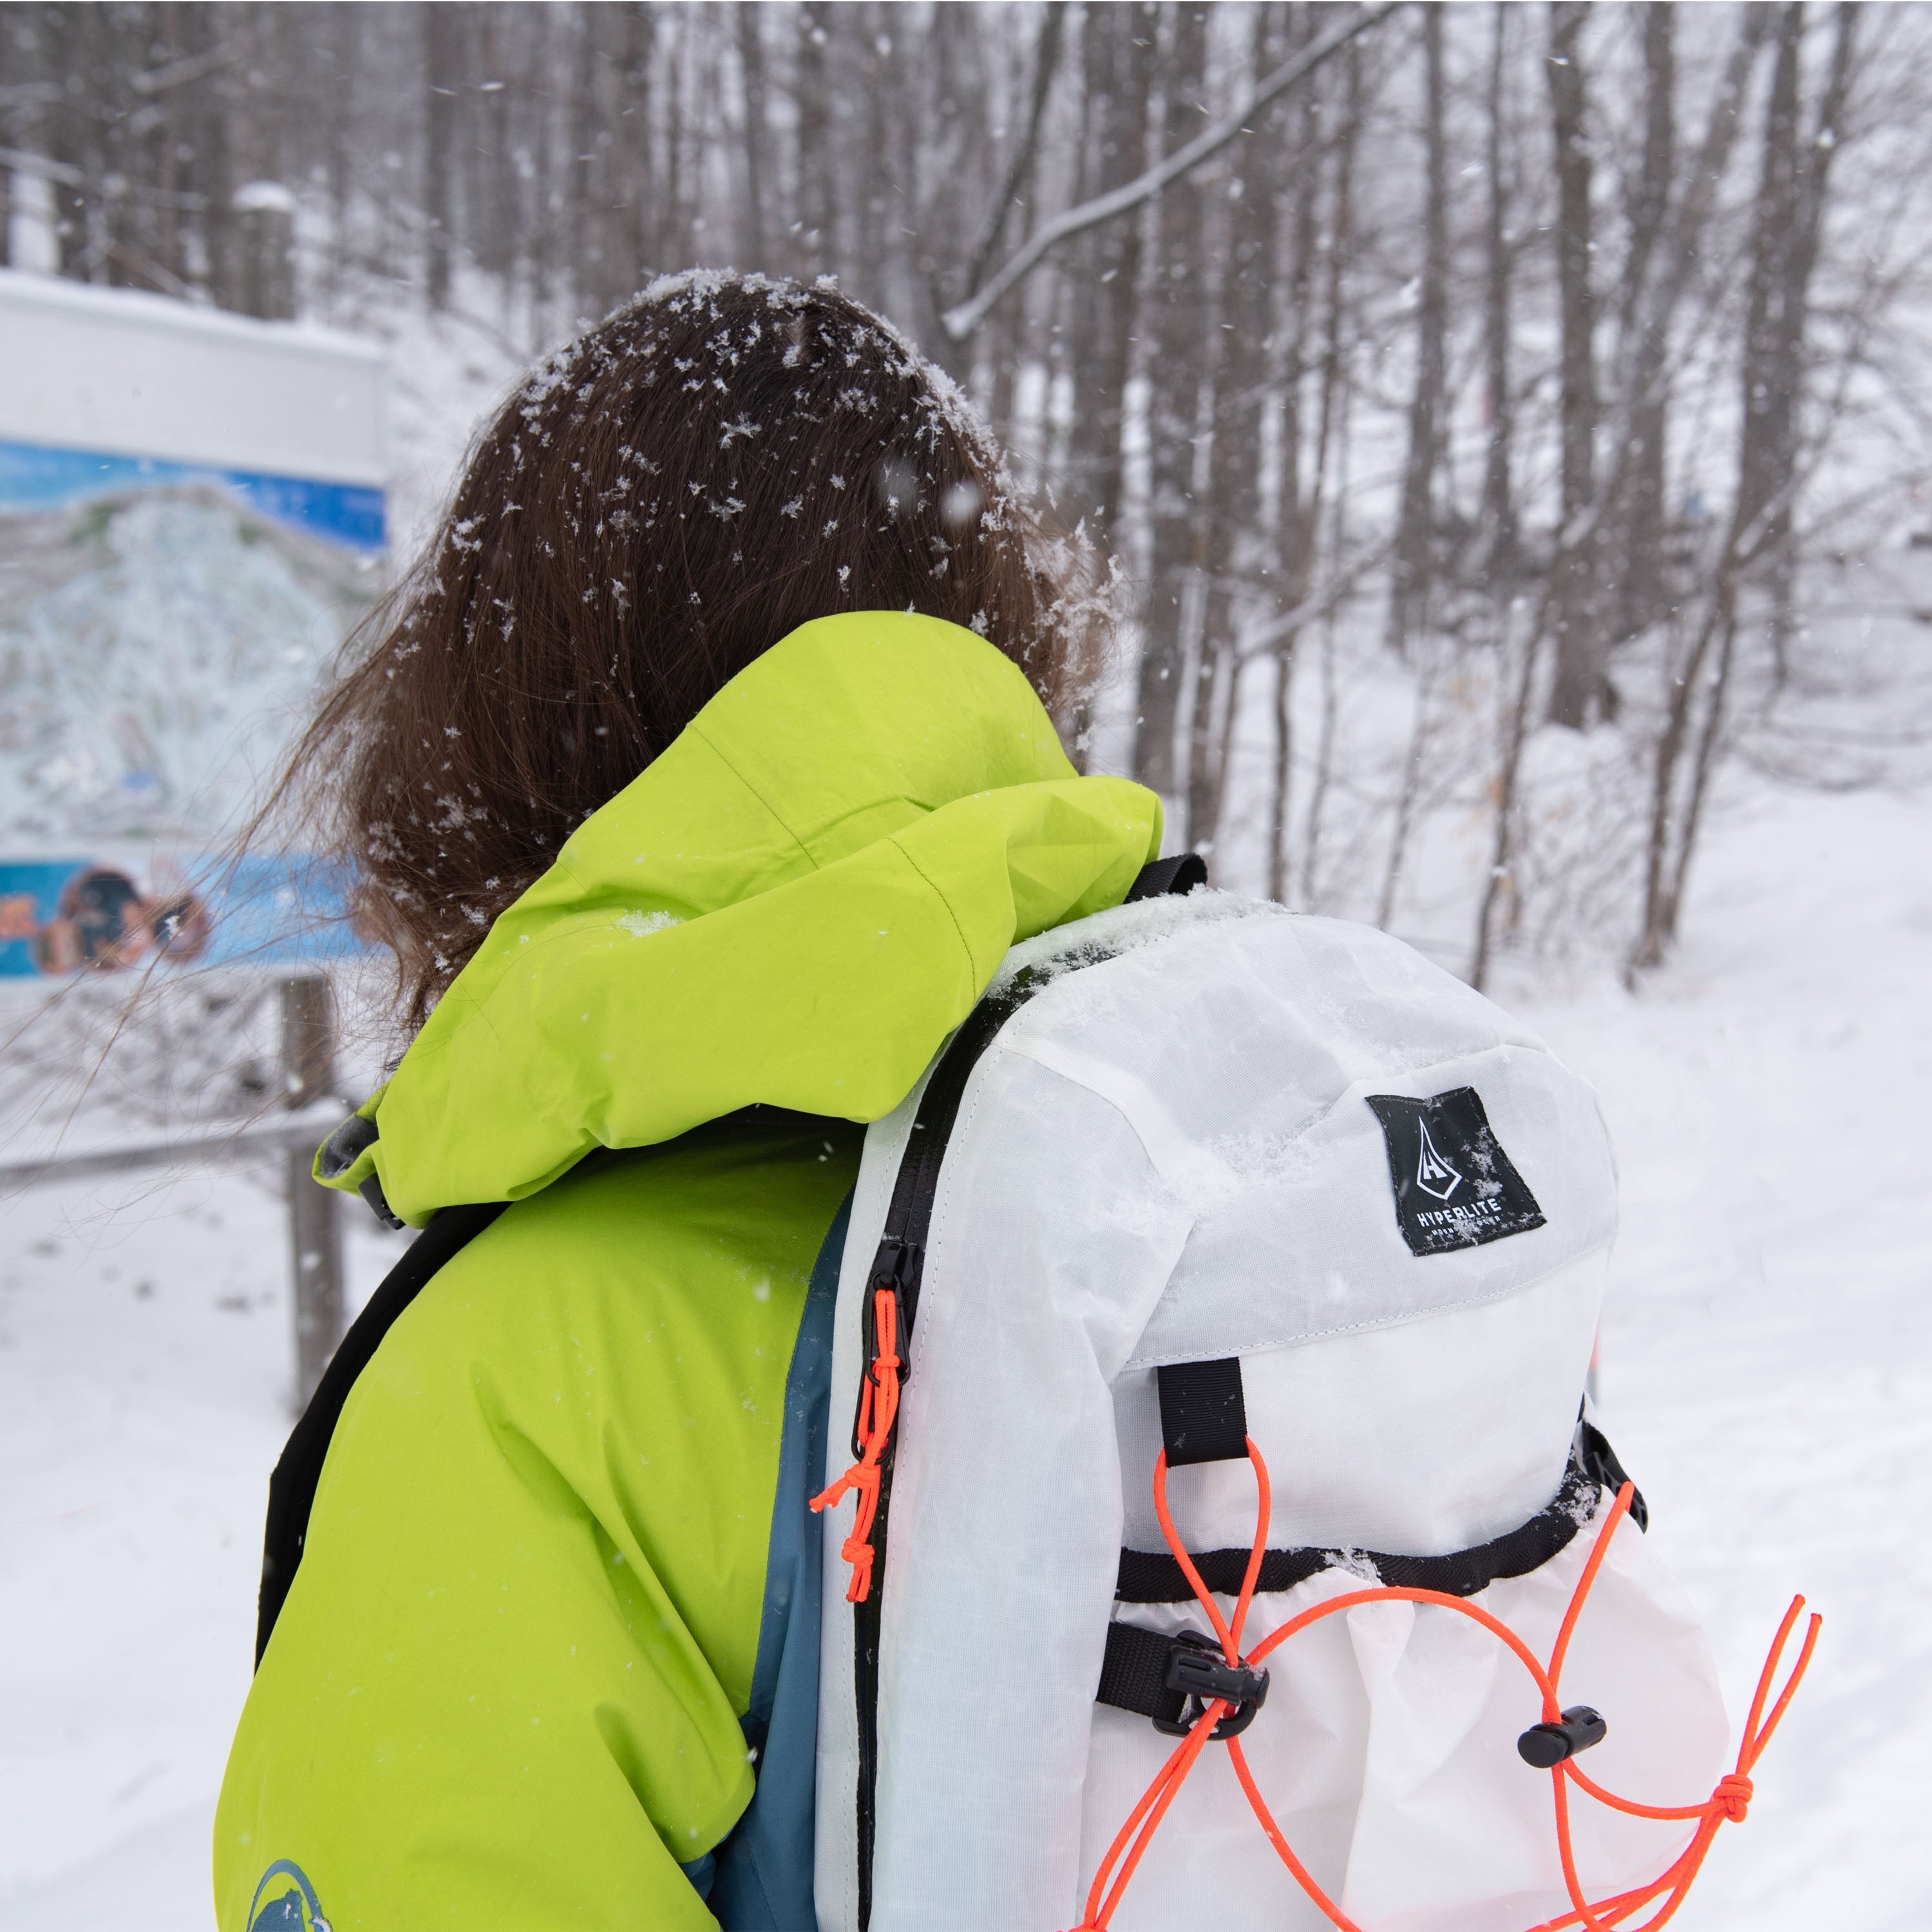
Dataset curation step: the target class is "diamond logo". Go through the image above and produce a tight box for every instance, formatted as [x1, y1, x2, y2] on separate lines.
[1414, 1115, 1464, 1201]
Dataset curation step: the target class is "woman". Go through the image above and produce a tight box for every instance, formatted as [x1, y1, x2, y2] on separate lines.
[215, 273, 1162, 1930]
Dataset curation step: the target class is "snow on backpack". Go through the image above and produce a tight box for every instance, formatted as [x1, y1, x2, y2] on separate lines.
[810, 869, 1817, 1932]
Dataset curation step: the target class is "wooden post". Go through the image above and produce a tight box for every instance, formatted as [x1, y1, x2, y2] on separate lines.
[281, 974, 343, 1407]
[234, 181, 298, 322]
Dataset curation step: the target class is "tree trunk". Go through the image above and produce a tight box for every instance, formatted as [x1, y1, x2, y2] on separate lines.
[1388, 3, 1448, 656]
[1266, 13, 1327, 905]
[1193, 2, 1294, 859]
[1543, 1, 1603, 730]
[1611, 2, 1675, 645]
[424, 0, 459, 311]
[737, 7, 769, 270]
[795, 3, 836, 275]
[1130, 3, 1210, 802]
[1065, 1, 1154, 548]
[612, 1, 656, 298]
[1481, 2, 1518, 574]
[1633, 1, 1858, 972]
[1298, 38, 1363, 908]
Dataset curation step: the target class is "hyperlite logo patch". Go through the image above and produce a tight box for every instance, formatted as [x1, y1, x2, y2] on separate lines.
[1365, 1088, 1546, 1256]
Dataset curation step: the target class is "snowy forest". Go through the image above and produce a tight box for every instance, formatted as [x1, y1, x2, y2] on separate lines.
[7, 1, 1932, 987]
[4, 9, 1932, 1930]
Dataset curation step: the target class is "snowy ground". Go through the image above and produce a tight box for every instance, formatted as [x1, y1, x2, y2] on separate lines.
[1, 772, 1926, 1929]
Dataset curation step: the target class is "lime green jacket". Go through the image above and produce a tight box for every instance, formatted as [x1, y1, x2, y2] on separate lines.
[215, 614, 1161, 1931]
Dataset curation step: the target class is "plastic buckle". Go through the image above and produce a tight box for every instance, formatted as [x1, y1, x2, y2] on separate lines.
[1153, 1630, 1270, 1740]
[1517, 1705, 1609, 1768]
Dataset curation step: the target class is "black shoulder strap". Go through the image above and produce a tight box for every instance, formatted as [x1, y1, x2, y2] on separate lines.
[1124, 852, 1208, 902]
[255, 1197, 507, 1665]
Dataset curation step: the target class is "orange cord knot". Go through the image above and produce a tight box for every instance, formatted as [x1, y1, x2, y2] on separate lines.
[809, 1285, 904, 1604]
[1714, 1772, 1754, 1823]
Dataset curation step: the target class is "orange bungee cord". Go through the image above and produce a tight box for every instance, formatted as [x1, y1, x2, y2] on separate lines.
[1073, 1441, 1819, 1932]
[810, 1284, 902, 1603]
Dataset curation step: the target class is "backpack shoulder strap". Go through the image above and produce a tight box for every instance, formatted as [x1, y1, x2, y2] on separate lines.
[255, 1191, 507, 1665]
[1124, 853, 1208, 902]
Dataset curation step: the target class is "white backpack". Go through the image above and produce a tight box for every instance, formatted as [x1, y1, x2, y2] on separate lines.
[810, 889, 1814, 1932]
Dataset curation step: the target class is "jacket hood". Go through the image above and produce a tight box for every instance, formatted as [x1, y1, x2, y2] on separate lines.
[324, 612, 1162, 1224]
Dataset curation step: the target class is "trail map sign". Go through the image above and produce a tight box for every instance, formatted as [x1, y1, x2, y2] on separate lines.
[0, 269, 387, 847]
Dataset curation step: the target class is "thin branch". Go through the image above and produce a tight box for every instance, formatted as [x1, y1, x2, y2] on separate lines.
[941, 1, 1401, 342]
[0, 144, 209, 212]
[130, 43, 239, 97]
[962, 1, 1066, 299]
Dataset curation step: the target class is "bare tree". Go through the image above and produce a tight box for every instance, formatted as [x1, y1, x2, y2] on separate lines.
[1480, 2, 1519, 576]
[1064, 1, 1151, 547]
[424, 1, 459, 311]
[1132, 2, 1211, 804]
[1544, 0, 1605, 731]
[1633, 1, 1861, 972]
[1387, 3, 1448, 658]
[794, 3, 837, 276]
[1610, 3, 1676, 646]
[737, 7, 770, 270]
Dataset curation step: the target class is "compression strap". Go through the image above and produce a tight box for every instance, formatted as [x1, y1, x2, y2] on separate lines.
[1115, 1417, 1644, 1606]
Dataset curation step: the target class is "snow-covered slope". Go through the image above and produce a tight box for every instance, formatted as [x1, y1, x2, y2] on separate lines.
[0, 770, 1925, 1929]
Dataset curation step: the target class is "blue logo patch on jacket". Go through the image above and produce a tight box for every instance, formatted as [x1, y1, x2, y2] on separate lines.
[247, 1861, 330, 1931]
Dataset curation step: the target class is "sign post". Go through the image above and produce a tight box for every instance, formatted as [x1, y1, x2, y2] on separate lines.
[281, 973, 344, 1406]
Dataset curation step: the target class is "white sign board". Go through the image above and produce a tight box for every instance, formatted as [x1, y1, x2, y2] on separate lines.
[0, 268, 386, 551]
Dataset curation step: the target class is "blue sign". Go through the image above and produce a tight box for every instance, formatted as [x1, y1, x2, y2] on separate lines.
[0, 439, 384, 553]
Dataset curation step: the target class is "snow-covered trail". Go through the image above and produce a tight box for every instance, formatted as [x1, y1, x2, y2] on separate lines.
[0, 775, 1925, 1930]
[1511, 779, 1932, 1930]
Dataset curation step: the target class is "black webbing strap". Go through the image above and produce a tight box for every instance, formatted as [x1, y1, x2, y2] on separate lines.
[1115, 1419, 1646, 1605]
[1124, 852, 1208, 902]
[256, 1197, 507, 1664]
[1096, 1620, 1191, 1728]
[1096, 1622, 1271, 1739]
[1157, 1357, 1248, 1466]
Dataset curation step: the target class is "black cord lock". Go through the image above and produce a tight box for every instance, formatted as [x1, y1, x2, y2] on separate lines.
[1517, 1705, 1609, 1768]
[1153, 1630, 1271, 1741]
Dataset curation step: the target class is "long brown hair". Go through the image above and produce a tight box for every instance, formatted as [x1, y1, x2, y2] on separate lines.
[279, 273, 1113, 1028]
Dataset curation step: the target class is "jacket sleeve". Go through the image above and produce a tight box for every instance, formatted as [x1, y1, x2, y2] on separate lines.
[214, 1128, 854, 1929]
